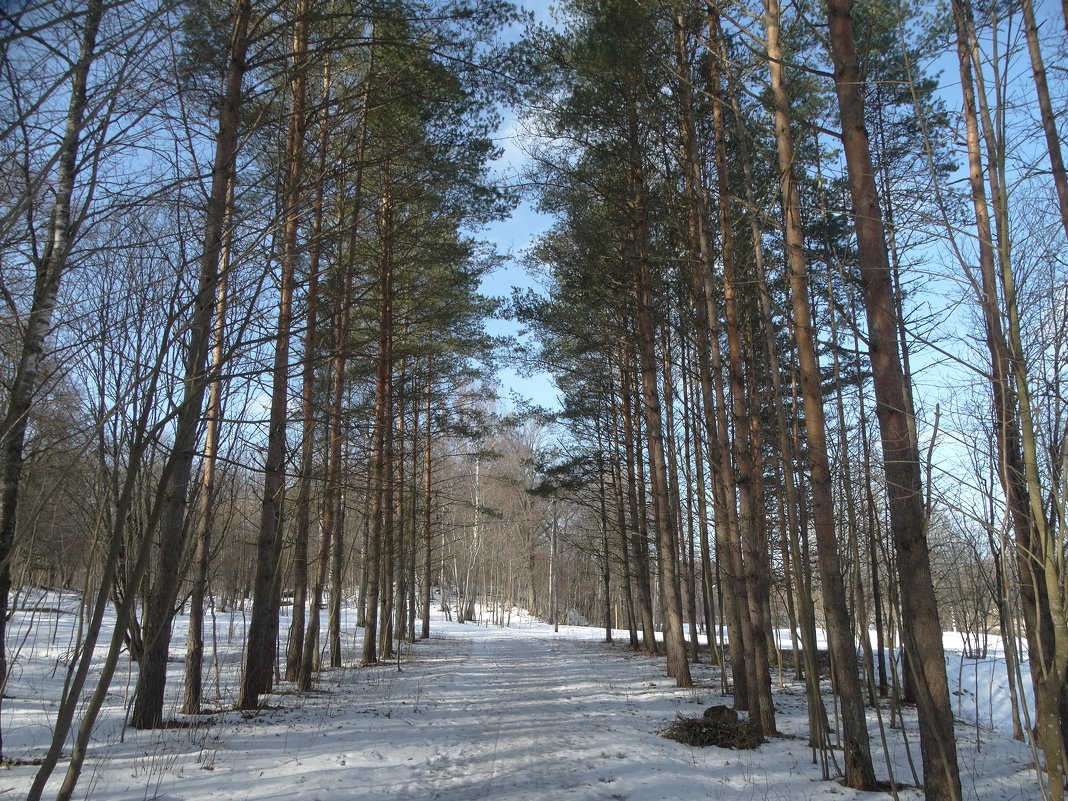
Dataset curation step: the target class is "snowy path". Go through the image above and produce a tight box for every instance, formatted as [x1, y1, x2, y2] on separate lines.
[142, 621, 721, 801]
[5, 610, 1039, 801]
[390, 629, 635, 800]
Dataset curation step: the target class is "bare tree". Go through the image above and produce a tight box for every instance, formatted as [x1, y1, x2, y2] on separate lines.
[0, 0, 105, 755]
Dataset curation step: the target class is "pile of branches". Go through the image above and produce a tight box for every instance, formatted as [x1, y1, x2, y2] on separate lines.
[661, 706, 763, 750]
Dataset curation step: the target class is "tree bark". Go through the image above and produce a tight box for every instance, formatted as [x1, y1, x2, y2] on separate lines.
[375, 162, 396, 660]
[608, 374, 640, 649]
[362, 157, 396, 665]
[707, 9, 773, 731]
[824, 2, 961, 797]
[1018, 0, 1068, 243]
[286, 62, 330, 683]
[133, 0, 255, 728]
[183, 179, 233, 713]
[765, 0, 873, 784]
[421, 370, 434, 639]
[627, 107, 691, 687]
[239, 0, 309, 709]
[671, 8, 748, 700]
[0, 0, 105, 746]
[618, 360, 658, 652]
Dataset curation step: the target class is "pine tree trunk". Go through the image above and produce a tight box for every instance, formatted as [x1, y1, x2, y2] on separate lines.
[286, 65, 330, 683]
[824, 2, 961, 797]
[608, 382, 640, 649]
[707, 14, 773, 731]
[421, 370, 434, 639]
[362, 160, 396, 665]
[376, 165, 396, 661]
[678, 342, 701, 662]
[627, 115, 691, 687]
[765, 0, 873, 783]
[660, 328, 696, 660]
[392, 363, 408, 646]
[135, 0, 257, 727]
[1018, 0, 1068, 243]
[239, 0, 308, 710]
[618, 361, 658, 652]
[183, 181, 233, 714]
[671, 8, 747, 696]
[685, 348, 718, 666]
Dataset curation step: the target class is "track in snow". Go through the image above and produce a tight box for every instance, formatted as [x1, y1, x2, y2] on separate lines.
[390, 628, 637, 800]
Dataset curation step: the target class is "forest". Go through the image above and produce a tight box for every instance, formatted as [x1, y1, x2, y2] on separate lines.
[0, 0, 1065, 799]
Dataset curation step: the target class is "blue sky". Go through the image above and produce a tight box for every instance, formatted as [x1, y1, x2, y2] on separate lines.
[478, 0, 561, 413]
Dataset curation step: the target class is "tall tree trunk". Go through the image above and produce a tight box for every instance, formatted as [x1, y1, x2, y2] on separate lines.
[421, 370, 434, 639]
[134, 0, 257, 727]
[765, 0, 873, 784]
[300, 194, 356, 686]
[286, 64, 330, 683]
[707, 8, 772, 732]
[362, 158, 395, 665]
[1018, 0, 1068, 243]
[392, 361, 408, 647]
[376, 164, 396, 661]
[660, 328, 696, 659]
[0, 0, 105, 748]
[671, 8, 747, 697]
[824, 2, 960, 797]
[627, 110, 691, 687]
[239, 0, 309, 709]
[618, 360, 658, 652]
[685, 342, 718, 665]
[183, 179, 234, 714]
[722, 14, 803, 686]
[677, 339, 701, 662]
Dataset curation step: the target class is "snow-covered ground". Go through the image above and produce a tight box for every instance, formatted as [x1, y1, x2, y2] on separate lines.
[1, 592, 1041, 800]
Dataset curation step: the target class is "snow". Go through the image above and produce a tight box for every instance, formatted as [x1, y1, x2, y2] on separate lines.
[0, 593, 1042, 800]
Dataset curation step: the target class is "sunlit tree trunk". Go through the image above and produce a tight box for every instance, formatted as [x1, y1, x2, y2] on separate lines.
[239, 0, 309, 709]
[627, 107, 691, 686]
[300, 122, 363, 688]
[135, 0, 262, 727]
[707, 8, 772, 730]
[184, 179, 233, 713]
[825, 1, 960, 796]
[618, 359, 658, 652]
[286, 63, 330, 683]
[0, 1, 105, 744]
[671, 7, 747, 699]
[1018, 0, 1068, 243]
[765, 0, 872, 783]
